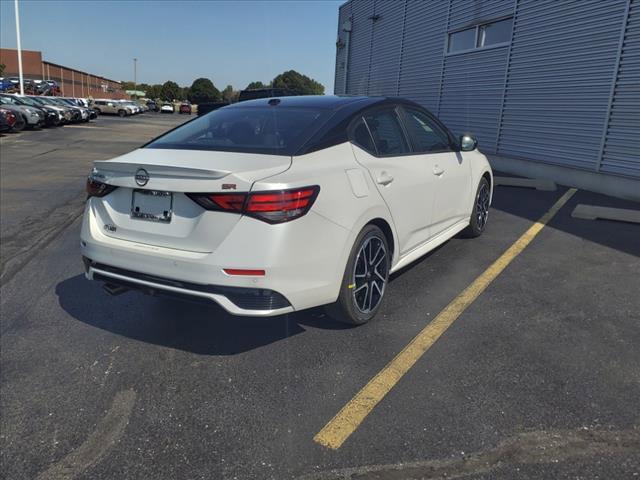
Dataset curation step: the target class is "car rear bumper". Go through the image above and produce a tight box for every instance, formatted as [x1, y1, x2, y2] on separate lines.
[84, 259, 294, 316]
[80, 199, 352, 316]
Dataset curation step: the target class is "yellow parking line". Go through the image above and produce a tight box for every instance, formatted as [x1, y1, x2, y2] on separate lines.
[314, 188, 578, 450]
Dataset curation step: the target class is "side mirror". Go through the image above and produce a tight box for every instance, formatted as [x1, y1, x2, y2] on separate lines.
[459, 134, 478, 152]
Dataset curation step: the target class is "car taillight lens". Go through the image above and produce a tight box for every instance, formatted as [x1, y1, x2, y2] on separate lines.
[187, 186, 319, 224]
[86, 178, 117, 198]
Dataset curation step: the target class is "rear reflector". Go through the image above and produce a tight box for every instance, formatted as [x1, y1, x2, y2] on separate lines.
[223, 269, 266, 276]
[187, 186, 320, 224]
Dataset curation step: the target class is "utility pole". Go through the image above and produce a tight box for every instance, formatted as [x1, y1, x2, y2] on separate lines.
[133, 58, 137, 100]
[14, 0, 24, 95]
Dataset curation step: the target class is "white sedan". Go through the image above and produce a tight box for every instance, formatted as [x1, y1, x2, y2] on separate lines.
[81, 96, 492, 324]
[160, 103, 174, 113]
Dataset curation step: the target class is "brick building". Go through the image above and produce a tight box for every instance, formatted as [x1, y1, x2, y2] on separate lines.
[0, 48, 126, 99]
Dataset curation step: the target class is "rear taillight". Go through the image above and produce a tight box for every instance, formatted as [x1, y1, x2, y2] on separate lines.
[187, 186, 320, 224]
[86, 178, 117, 198]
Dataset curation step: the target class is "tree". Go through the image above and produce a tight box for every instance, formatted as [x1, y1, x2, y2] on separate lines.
[221, 84, 239, 103]
[160, 81, 180, 101]
[246, 81, 268, 90]
[145, 84, 162, 100]
[271, 70, 324, 95]
[0, 63, 5, 76]
[187, 78, 220, 104]
[121, 81, 136, 91]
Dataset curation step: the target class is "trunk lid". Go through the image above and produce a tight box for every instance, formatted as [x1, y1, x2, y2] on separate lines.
[91, 148, 291, 252]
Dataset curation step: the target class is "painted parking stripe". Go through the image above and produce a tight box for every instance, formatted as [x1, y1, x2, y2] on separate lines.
[314, 188, 578, 450]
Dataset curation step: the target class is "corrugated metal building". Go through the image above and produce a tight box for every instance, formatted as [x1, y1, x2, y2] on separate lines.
[334, 0, 639, 200]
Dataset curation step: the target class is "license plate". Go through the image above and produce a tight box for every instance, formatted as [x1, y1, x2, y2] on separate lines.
[131, 190, 173, 223]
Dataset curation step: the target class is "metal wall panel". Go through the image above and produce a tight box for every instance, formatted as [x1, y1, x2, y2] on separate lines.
[448, 0, 514, 30]
[336, 0, 637, 180]
[345, 0, 375, 95]
[367, 1, 406, 95]
[439, 47, 509, 152]
[601, 0, 640, 178]
[397, 0, 449, 111]
[497, 0, 629, 171]
[334, 2, 352, 95]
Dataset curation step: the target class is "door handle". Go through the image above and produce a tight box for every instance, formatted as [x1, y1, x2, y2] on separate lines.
[376, 171, 394, 186]
[433, 165, 445, 176]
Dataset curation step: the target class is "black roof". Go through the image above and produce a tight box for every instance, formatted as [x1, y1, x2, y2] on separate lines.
[228, 95, 387, 110]
[219, 94, 437, 155]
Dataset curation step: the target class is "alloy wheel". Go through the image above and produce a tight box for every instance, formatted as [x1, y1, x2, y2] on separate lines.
[476, 182, 490, 230]
[352, 235, 388, 314]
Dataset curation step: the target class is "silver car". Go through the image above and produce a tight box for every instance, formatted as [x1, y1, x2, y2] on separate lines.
[0, 95, 43, 128]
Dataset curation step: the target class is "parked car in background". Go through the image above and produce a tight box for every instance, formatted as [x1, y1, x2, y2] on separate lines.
[0, 78, 14, 92]
[81, 96, 492, 325]
[44, 80, 61, 96]
[55, 98, 91, 122]
[0, 108, 18, 132]
[0, 95, 44, 128]
[160, 103, 174, 113]
[49, 97, 89, 122]
[118, 101, 139, 115]
[179, 102, 192, 115]
[28, 96, 73, 124]
[0, 106, 25, 131]
[92, 99, 130, 117]
[146, 100, 159, 112]
[3, 94, 62, 127]
[38, 97, 82, 122]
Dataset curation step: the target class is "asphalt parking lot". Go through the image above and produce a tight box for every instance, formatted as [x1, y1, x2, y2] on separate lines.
[1, 115, 639, 480]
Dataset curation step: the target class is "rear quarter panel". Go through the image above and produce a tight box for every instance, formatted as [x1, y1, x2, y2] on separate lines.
[252, 142, 400, 274]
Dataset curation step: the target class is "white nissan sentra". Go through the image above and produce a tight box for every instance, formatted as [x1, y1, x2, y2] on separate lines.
[81, 96, 492, 325]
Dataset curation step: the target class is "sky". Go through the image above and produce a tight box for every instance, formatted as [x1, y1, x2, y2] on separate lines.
[0, 0, 342, 92]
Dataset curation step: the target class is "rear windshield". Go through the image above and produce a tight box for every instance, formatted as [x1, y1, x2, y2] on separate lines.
[146, 106, 331, 156]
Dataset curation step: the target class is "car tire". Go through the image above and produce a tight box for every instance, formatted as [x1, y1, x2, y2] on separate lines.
[461, 176, 490, 238]
[325, 224, 390, 325]
[118, 110, 126, 117]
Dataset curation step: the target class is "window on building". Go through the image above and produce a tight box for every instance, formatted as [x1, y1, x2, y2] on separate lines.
[448, 17, 513, 53]
[363, 109, 410, 156]
[478, 18, 513, 47]
[448, 27, 476, 53]
[402, 108, 451, 153]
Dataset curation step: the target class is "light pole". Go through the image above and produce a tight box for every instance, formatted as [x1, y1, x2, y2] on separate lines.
[14, 0, 24, 95]
[133, 58, 137, 100]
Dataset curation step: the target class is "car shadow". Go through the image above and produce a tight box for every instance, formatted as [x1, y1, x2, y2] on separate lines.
[55, 274, 352, 356]
[491, 171, 640, 258]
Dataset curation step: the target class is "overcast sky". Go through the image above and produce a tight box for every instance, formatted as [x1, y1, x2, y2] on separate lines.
[0, 0, 342, 92]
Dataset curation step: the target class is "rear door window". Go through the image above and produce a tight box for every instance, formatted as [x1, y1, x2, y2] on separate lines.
[362, 109, 410, 156]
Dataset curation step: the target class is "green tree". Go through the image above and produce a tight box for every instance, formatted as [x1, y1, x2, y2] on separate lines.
[121, 81, 136, 91]
[145, 84, 162, 99]
[271, 70, 324, 95]
[221, 84, 239, 103]
[187, 78, 220, 104]
[246, 81, 268, 90]
[0, 63, 6, 76]
[160, 81, 180, 101]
